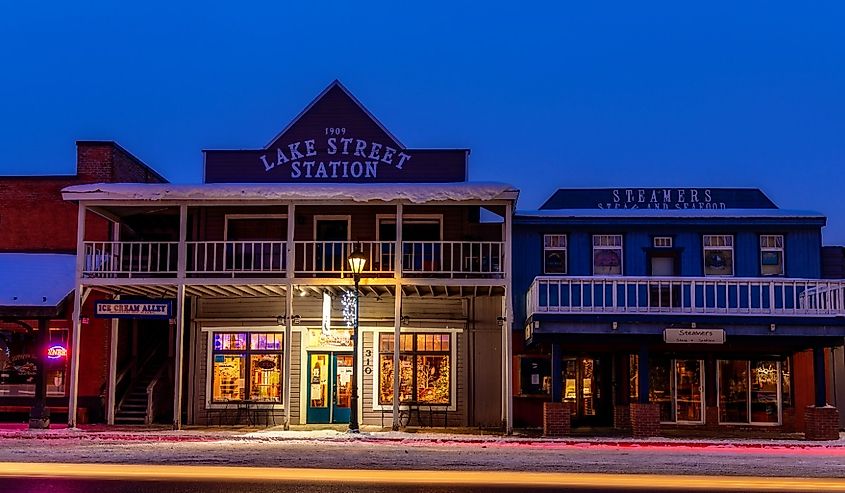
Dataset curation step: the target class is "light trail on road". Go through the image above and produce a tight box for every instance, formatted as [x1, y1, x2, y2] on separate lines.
[0, 462, 843, 491]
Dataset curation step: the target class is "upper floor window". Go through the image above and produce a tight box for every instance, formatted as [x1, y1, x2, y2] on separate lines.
[760, 235, 784, 276]
[543, 234, 567, 274]
[703, 235, 734, 276]
[593, 235, 623, 275]
[653, 236, 673, 248]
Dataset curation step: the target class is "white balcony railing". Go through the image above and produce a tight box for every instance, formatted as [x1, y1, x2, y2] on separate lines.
[293, 241, 395, 276]
[186, 241, 286, 275]
[527, 276, 845, 318]
[401, 241, 504, 277]
[83, 241, 178, 278]
[82, 240, 506, 279]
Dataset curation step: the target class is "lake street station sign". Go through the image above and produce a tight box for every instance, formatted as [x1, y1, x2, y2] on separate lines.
[95, 300, 173, 319]
[204, 81, 468, 183]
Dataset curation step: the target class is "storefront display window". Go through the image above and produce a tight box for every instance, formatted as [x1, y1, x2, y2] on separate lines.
[211, 331, 283, 403]
[630, 356, 704, 423]
[378, 333, 451, 405]
[0, 327, 67, 397]
[718, 358, 782, 425]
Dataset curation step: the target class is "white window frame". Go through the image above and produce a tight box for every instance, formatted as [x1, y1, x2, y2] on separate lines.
[760, 234, 785, 277]
[543, 234, 568, 274]
[716, 359, 782, 426]
[653, 236, 673, 248]
[370, 327, 461, 412]
[374, 214, 444, 241]
[313, 215, 352, 241]
[703, 234, 735, 277]
[592, 234, 623, 276]
[203, 326, 286, 410]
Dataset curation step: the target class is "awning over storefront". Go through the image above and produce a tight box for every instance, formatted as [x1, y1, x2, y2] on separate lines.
[0, 253, 76, 318]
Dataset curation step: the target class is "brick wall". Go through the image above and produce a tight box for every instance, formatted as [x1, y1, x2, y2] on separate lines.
[0, 141, 166, 253]
[805, 406, 840, 440]
[630, 402, 661, 437]
[543, 402, 572, 437]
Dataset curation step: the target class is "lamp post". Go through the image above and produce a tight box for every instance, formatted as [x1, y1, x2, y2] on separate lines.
[347, 250, 367, 433]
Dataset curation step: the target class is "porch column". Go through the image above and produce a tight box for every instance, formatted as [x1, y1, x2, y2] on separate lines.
[630, 344, 660, 437]
[550, 343, 562, 402]
[284, 283, 293, 430]
[172, 285, 186, 429]
[392, 203, 403, 430]
[106, 223, 120, 425]
[502, 202, 514, 434]
[172, 204, 187, 430]
[284, 202, 295, 429]
[68, 203, 86, 428]
[814, 345, 828, 407]
[637, 345, 649, 404]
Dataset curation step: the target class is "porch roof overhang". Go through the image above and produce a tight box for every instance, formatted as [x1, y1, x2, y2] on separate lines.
[0, 254, 75, 319]
[61, 182, 519, 205]
[527, 313, 845, 338]
[84, 279, 505, 299]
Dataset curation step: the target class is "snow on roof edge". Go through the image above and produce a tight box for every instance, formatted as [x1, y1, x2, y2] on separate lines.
[61, 182, 519, 204]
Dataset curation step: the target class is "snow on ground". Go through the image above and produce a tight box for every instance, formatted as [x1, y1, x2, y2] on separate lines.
[0, 427, 843, 478]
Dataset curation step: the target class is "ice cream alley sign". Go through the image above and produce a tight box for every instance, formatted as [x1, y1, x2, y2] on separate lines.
[203, 81, 467, 184]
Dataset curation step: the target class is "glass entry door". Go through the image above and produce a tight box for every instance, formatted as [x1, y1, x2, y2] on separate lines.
[674, 359, 704, 423]
[563, 357, 610, 426]
[306, 352, 353, 424]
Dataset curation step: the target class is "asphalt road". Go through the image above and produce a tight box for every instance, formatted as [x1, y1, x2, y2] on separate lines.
[2, 463, 844, 493]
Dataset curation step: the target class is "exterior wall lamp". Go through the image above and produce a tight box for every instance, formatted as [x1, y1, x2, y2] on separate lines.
[347, 250, 367, 433]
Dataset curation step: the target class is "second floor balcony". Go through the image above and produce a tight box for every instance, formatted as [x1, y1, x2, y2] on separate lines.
[526, 276, 845, 318]
[82, 240, 505, 280]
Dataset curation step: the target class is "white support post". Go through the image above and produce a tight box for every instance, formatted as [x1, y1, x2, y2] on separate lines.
[172, 284, 186, 429]
[106, 222, 120, 425]
[284, 203, 295, 430]
[284, 282, 293, 430]
[173, 204, 188, 430]
[68, 203, 86, 428]
[286, 204, 295, 278]
[502, 202, 514, 434]
[392, 203, 403, 430]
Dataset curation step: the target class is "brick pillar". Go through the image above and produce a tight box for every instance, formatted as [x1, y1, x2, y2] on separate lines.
[630, 402, 661, 438]
[613, 405, 631, 431]
[704, 406, 720, 431]
[804, 406, 840, 440]
[543, 402, 572, 437]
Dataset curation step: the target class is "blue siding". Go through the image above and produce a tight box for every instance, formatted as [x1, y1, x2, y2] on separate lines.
[786, 230, 821, 278]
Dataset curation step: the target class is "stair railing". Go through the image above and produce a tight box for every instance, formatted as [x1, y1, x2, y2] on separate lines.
[115, 348, 161, 416]
[145, 365, 170, 425]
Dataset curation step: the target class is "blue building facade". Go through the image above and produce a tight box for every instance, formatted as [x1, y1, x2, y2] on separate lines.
[513, 188, 845, 436]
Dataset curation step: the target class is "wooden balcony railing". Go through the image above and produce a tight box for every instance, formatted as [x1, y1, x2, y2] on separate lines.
[83, 241, 178, 278]
[527, 276, 845, 318]
[82, 240, 506, 279]
[293, 241, 395, 276]
[401, 241, 504, 278]
[186, 241, 286, 276]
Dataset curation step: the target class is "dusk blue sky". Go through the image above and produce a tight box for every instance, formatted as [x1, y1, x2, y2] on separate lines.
[2, 2, 844, 242]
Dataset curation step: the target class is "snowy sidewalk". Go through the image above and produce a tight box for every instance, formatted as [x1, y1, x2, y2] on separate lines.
[1, 423, 843, 449]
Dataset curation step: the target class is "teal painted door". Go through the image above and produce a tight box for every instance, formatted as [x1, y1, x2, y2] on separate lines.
[332, 353, 353, 424]
[306, 352, 353, 424]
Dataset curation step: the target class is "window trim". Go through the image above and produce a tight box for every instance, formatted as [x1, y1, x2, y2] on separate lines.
[759, 234, 785, 277]
[543, 234, 568, 275]
[371, 328, 460, 412]
[313, 215, 352, 241]
[702, 234, 735, 277]
[592, 234, 624, 276]
[374, 214, 444, 242]
[205, 327, 286, 410]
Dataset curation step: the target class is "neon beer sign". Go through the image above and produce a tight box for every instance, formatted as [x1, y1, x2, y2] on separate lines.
[47, 345, 67, 359]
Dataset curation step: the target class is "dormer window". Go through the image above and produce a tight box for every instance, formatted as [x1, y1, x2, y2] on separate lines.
[760, 235, 785, 276]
